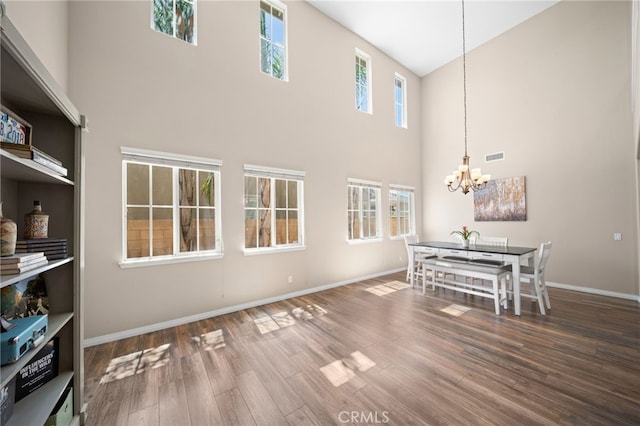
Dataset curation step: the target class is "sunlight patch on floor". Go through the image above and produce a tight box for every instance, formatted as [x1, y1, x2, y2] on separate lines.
[100, 344, 171, 384]
[292, 304, 327, 320]
[440, 304, 471, 317]
[253, 304, 328, 334]
[254, 311, 296, 334]
[320, 351, 376, 387]
[365, 280, 410, 296]
[192, 329, 226, 350]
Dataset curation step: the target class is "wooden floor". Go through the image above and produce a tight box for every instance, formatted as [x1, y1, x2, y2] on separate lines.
[84, 272, 640, 425]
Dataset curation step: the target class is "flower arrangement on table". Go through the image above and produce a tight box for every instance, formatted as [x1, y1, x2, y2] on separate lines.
[450, 226, 479, 247]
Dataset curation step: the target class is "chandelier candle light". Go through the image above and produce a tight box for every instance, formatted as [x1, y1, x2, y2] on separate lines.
[444, 0, 491, 194]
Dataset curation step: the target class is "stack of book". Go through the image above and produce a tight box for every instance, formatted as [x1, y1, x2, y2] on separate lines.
[15, 239, 68, 260]
[0, 252, 47, 275]
[1, 142, 67, 176]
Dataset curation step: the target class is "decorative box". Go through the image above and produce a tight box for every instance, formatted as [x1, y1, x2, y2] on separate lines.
[0, 315, 48, 365]
[0, 376, 16, 425]
[44, 386, 72, 426]
[14, 337, 58, 402]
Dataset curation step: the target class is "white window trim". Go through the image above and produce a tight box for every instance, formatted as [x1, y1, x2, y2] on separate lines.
[355, 48, 373, 114]
[347, 177, 382, 243]
[394, 73, 408, 128]
[120, 147, 223, 267]
[243, 164, 305, 255]
[259, 0, 289, 81]
[389, 184, 415, 240]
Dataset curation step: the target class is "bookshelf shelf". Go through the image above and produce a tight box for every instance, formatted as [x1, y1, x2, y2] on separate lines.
[1, 10, 85, 426]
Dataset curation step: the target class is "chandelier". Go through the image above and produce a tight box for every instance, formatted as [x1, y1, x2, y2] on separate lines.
[444, 0, 490, 194]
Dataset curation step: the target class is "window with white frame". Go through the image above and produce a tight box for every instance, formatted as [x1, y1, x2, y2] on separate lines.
[121, 147, 221, 264]
[389, 185, 415, 237]
[152, 0, 197, 45]
[355, 50, 372, 113]
[394, 73, 407, 128]
[244, 165, 304, 251]
[347, 179, 382, 241]
[260, 0, 287, 80]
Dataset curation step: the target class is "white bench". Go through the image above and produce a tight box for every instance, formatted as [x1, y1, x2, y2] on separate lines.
[422, 258, 511, 315]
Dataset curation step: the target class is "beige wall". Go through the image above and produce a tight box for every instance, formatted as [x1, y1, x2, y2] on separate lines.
[422, 1, 639, 296]
[4, 0, 69, 93]
[66, 1, 423, 340]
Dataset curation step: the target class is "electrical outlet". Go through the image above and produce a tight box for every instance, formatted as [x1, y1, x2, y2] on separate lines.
[613, 233, 622, 241]
[288, 275, 293, 283]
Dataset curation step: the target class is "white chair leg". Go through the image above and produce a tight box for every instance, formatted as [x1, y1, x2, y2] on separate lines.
[492, 277, 500, 315]
[540, 275, 551, 310]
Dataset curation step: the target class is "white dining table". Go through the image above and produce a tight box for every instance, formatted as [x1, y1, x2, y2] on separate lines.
[408, 241, 537, 316]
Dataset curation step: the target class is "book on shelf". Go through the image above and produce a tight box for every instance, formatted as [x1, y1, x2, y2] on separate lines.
[0, 255, 46, 270]
[0, 252, 45, 264]
[1, 142, 67, 176]
[15, 239, 68, 260]
[15, 238, 67, 248]
[31, 150, 67, 175]
[0, 257, 48, 275]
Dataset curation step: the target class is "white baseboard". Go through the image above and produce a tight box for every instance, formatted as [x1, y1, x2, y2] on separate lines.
[83, 267, 406, 347]
[546, 281, 640, 302]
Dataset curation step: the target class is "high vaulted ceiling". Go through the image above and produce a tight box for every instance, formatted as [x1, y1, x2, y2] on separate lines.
[306, 0, 560, 77]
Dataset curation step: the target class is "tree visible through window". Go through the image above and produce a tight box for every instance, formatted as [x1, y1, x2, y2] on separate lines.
[122, 148, 221, 263]
[355, 50, 371, 112]
[260, 0, 287, 80]
[389, 187, 414, 237]
[244, 166, 304, 251]
[348, 181, 381, 240]
[153, 0, 196, 44]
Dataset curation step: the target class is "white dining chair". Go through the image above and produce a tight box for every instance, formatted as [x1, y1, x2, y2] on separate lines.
[470, 236, 508, 267]
[403, 234, 435, 284]
[475, 236, 508, 247]
[506, 241, 552, 315]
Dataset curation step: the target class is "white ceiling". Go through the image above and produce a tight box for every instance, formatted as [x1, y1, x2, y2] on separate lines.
[306, 0, 560, 77]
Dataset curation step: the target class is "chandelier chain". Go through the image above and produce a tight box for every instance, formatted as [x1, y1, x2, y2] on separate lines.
[462, 0, 468, 157]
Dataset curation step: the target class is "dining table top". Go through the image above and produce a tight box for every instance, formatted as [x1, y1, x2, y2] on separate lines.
[409, 241, 537, 256]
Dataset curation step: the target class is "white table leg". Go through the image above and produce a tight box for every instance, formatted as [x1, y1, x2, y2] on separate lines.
[512, 257, 521, 316]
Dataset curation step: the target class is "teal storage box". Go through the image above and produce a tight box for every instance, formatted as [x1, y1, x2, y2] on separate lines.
[44, 387, 72, 426]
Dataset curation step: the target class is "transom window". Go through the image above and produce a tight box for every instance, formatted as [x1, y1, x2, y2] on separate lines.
[260, 0, 287, 80]
[389, 185, 415, 237]
[394, 73, 407, 128]
[152, 0, 197, 45]
[355, 49, 372, 113]
[244, 165, 304, 252]
[121, 147, 221, 265]
[347, 179, 382, 241]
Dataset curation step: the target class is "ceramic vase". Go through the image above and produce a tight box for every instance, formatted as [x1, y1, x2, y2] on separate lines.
[24, 200, 49, 239]
[461, 239, 469, 248]
[0, 202, 18, 256]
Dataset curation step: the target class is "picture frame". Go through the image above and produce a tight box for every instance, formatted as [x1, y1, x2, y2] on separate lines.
[0, 105, 32, 145]
[473, 176, 527, 221]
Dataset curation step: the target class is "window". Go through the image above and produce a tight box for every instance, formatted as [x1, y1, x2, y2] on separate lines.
[389, 185, 415, 237]
[260, 0, 287, 80]
[121, 147, 221, 265]
[244, 165, 304, 252]
[152, 0, 196, 44]
[394, 73, 407, 128]
[347, 179, 382, 241]
[355, 49, 372, 113]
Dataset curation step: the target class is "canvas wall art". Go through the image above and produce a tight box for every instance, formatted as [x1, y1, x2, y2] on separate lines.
[473, 176, 526, 221]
